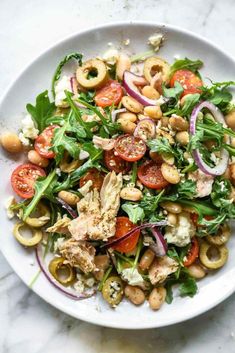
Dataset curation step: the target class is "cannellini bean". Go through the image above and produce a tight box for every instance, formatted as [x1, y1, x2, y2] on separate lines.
[161, 201, 182, 214]
[144, 105, 162, 120]
[139, 249, 155, 271]
[225, 110, 235, 130]
[161, 163, 180, 184]
[175, 131, 189, 146]
[58, 190, 80, 206]
[116, 53, 131, 80]
[167, 213, 178, 226]
[93, 255, 110, 281]
[0, 132, 22, 153]
[118, 118, 136, 134]
[124, 285, 145, 305]
[118, 112, 137, 122]
[120, 187, 143, 201]
[28, 150, 49, 167]
[121, 96, 143, 113]
[169, 115, 189, 131]
[149, 287, 166, 310]
[231, 137, 235, 148]
[187, 264, 206, 279]
[222, 166, 231, 180]
[142, 85, 160, 99]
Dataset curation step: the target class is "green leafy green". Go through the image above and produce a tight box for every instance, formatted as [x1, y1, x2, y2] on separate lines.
[162, 82, 183, 102]
[79, 90, 95, 103]
[200, 80, 235, 112]
[179, 277, 197, 297]
[175, 180, 197, 199]
[139, 190, 164, 216]
[180, 93, 200, 116]
[130, 50, 155, 63]
[211, 178, 232, 208]
[26, 91, 55, 132]
[169, 58, 203, 76]
[147, 137, 174, 156]
[121, 203, 145, 224]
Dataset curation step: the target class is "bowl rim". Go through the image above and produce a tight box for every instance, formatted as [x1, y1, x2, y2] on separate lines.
[1, 21, 235, 329]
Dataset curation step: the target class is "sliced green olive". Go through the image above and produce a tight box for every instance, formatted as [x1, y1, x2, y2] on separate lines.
[143, 57, 170, 83]
[25, 203, 50, 228]
[206, 224, 231, 246]
[59, 151, 81, 173]
[49, 257, 76, 286]
[199, 241, 228, 269]
[102, 276, 124, 307]
[76, 59, 108, 89]
[13, 222, 43, 247]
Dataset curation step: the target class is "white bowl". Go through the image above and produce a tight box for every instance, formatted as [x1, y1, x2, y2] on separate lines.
[0, 22, 235, 329]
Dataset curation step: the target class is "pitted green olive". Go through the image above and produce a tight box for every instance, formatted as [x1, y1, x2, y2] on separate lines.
[206, 224, 231, 246]
[143, 57, 170, 83]
[76, 59, 108, 89]
[199, 241, 228, 269]
[102, 276, 124, 307]
[13, 222, 43, 247]
[25, 203, 50, 228]
[49, 257, 76, 286]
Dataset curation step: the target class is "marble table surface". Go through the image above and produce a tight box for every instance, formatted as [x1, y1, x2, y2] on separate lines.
[1, 0, 235, 352]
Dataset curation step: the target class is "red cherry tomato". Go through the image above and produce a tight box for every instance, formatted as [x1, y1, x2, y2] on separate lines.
[137, 160, 169, 189]
[11, 163, 46, 199]
[94, 80, 123, 107]
[183, 237, 199, 267]
[34, 125, 59, 159]
[79, 168, 105, 190]
[114, 135, 147, 162]
[170, 69, 203, 97]
[111, 217, 140, 253]
[104, 149, 131, 174]
[191, 213, 214, 227]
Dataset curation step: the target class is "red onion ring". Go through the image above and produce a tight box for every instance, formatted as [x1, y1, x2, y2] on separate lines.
[134, 118, 156, 141]
[70, 77, 78, 94]
[56, 197, 78, 219]
[190, 101, 229, 176]
[111, 108, 126, 122]
[150, 227, 167, 256]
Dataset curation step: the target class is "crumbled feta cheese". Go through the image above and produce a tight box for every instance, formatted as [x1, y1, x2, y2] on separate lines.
[53, 237, 66, 252]
[210, 152, 217, 164]
[103, 48, 119, 65]
[219, 181, 226, 192]
[74, 279, 85, 294]
[79, 150, 90, 160]
[84, 277, 95, 288]
[78, 179, 93, 196]
[148, 33, 164, 52]
[165, 213, 195, 247]
[143, 235, 154, 246]
[5, 196, 16, 219]
[55, 168, 61, 176]
[121, 268, 144, 286]
[54, 75, 72, 107]
[19, 114, 39, 146]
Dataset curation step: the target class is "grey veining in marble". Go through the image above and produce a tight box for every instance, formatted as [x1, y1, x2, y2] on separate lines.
[1, 0, 235, 352]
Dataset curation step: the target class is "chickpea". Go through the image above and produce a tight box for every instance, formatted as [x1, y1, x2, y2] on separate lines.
[175, 131, 189, 146]
[121, 96, 143, 113]
[28, 150, 49, 167]
[225, 110, 235, 130]
[149, 287, 166, 310]
[0, 132, 22, 153]
[169, 115, 189, 131]
[187, 264, 206, 279]
[161, 116, 169, 127]
[120, 187, 143, 201]
[167, 213, 178, 226]
[124, 285, 145, 305]
[118, 118, 136, 134]
[161, 201, 182, 214]
[139, 249, 155, 271]
[161, 163, 180, 184]
[58, 190, 80, 206]
[144, 105, 162, 120]
[142, 85, 160, 100]
[118, 112, 137, 123]
[93, 255, 110, 281]
[116, 53, 131, 80]
[230, 163, 235, 186]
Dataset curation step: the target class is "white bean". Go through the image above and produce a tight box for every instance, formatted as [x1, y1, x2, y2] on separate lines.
[116, 54, 131, 80]
[120, 187, 143, 201]
[122, 96, 143, 113]
[58, 190, 80, 206]
[0, 132, 22, 153]
[161, 163, 180, 184]
[149, 287, 166, 310]
[124, 285, 145, 305]
[28, 150, 49, 167]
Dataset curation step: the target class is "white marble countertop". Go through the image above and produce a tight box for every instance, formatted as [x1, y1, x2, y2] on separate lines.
[1, 0, 235, 352]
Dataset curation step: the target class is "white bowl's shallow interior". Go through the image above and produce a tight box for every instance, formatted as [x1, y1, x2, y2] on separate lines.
[1, 22, 235, 329]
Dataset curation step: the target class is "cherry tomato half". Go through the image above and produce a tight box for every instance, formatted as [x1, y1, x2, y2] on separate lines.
[111, 217, 140, 253]
[137, 160, 169, 189]
[183, 237, 199, 267]
[170, 69, 203, 97]
[104, 149, 131, 174]
[114, 135, 147, 162]
[34, 125, 59, 159]
[79, 168, 105, 190]
[95, 80, 123, 108]
[11, 163, 46, 199]
[191, 214, 214, 227]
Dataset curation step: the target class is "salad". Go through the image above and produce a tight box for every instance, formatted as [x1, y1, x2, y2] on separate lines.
[2, 34, 235, 311]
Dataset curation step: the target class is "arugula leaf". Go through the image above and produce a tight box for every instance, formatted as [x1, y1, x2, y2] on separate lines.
[26, 91, 55, 132]
[211, 178, 232, 209]
[169, 58, 203, 76]
[175, 180, 197, 199]
[147, 137, 174, 156]
[121, 203, 145, 224]
[139, 190, 164, 216]
[51, 52, 83, 97]
[79, 90, 95, 103]
[180, 93, 201, 116]
[130, 50, 155, 63]
[162, 81, 183, 102]
[179, 277, 197, 297]
[200, 81, 235, 112]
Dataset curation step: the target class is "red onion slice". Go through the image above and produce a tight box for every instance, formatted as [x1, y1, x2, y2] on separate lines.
[56, 197, 78, 219]
[190, 101, 229, 176]
[123, 71, 165, 106]
[134, 118, 156, 141]
[150, 227, 167, 256]
[102, 221, 167, 249]
[35, 245, 95, 300]
[70, 77, 78, 94]
[111, 108, 126, 122]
